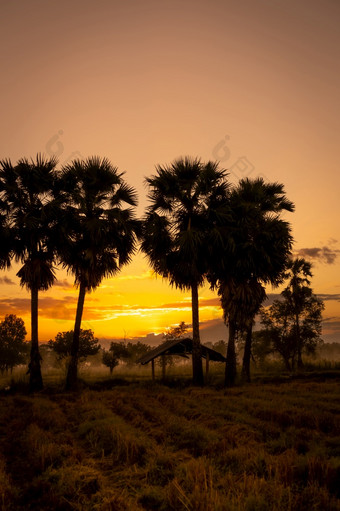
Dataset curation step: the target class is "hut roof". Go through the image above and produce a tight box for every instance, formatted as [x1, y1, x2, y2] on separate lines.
[137, 337, 226, 365]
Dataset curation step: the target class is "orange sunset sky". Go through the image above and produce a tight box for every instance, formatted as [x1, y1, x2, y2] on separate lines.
[1, 0, 339, 344]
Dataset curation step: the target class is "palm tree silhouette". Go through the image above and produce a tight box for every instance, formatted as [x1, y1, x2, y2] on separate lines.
[282, 257, 313, 369]
[219, 278, 267, 385]
[0, 155, 59, 391]
[210, 178, 294, 386]
[142, 157, 229, 386]
[0, 185, 12, 271]
[57, 156, 139, 390]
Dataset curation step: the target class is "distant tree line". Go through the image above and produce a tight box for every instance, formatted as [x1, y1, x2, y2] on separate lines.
[0, 153, 325, 390]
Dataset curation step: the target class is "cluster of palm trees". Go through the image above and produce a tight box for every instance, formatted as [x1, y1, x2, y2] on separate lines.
[142, 157, 294, 386]
[0, 154, 294, 391]
[0, 155, 139, 391]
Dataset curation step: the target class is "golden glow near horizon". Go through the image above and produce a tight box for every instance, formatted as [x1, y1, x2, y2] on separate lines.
[1, 0, 339, 342]
[0, 255, 224, 341]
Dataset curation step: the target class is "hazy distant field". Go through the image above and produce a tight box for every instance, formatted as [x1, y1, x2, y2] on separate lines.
[0, 372, 340, 510]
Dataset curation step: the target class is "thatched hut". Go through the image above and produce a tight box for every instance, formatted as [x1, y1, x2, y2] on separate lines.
[137, 337, 226, 380]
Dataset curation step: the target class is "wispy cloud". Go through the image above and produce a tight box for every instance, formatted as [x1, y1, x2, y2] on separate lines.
[54, 279, 73, 289]
[317, 294, 340, 302]
[115, 270, 154, 281]
[0, 276, 15, 285]
[295, 242, 340, 265]
[72, 298, 222, 322]
[265, 293, 340, 305]
[0, 296, 78, 320]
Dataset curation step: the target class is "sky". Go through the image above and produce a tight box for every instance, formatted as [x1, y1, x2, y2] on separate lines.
[0, 0, 339, 344]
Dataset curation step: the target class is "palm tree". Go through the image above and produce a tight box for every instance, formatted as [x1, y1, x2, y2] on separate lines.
[0, 193, 12, 271]
[57, 156, 140, 390]
[209, 178, 294, 385]
[282, 257, 313, 369]
[219, 278, 266, 385]
[0, 155, 59, 391]
[141, 156, 229, 386]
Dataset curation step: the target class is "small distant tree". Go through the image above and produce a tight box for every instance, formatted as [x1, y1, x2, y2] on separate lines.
[0, 314, 28, 373]
[102, 349, 119, 374]
[163, 322, 188, 341]
[102, 340, 149, 373]
[48, 329, 100, 363]
[125, 341, 151, 364]
[260, 287, 324, 371]
[158, 322, 190, 370]
[282, 258, 317, 368]
[108, 342, 130, 360]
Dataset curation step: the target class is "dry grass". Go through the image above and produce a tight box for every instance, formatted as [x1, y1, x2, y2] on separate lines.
[0, 373, 339, 510]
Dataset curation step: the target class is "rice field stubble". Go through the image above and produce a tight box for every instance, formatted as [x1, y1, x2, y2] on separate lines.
[0, 377, 339, 510]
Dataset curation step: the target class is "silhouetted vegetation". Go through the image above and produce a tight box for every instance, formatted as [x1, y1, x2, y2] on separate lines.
[0, 314, 28, 374]
[208, 178, 294, 386]
[0, 153, 330, 390]
[102, 341, 152, 374]
[142, 157, 229, 385]
[260, 258, 324, 371]
[48, 329, 100, 362]
[0, 155, 59, 391]
[102, 349, 120, 374]
[55, 156, 140, 390]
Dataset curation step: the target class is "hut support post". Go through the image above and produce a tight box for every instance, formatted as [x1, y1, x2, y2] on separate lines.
[151, 359, 155, 381]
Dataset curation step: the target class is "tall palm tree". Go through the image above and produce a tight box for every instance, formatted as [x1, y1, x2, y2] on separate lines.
[219, 278, 266, 385]
[0, 155, 59, 391]
[57, 156, 140, 390]
[282, 257, 313, 369]
[209, 178, 294, 386]
[141, 156, 229, 386]
[0, 195, 12, 271]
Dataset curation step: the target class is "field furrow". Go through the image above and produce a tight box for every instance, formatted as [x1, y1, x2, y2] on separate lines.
[0, 379, 339, 510]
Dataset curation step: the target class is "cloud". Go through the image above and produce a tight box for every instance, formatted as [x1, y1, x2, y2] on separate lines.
[295, 246, 340, 264]
[0, 276, 15, 285]
[0, 295, 210, 323]
[0, 297, 31, 316]
[265, 293, 340, 306]
[114, 270, 154, 281]
[53, 279, 73, 289]
[317, 294, 340, 302]
[0, 296, 78, 320]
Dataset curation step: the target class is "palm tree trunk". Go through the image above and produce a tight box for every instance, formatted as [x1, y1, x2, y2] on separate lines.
[191, 282, 204, 386]
[242, 324, 252, 383]
[225, 319, 237, 387]
[29, 285, 43, 392]
[66, 282, 86, 390]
